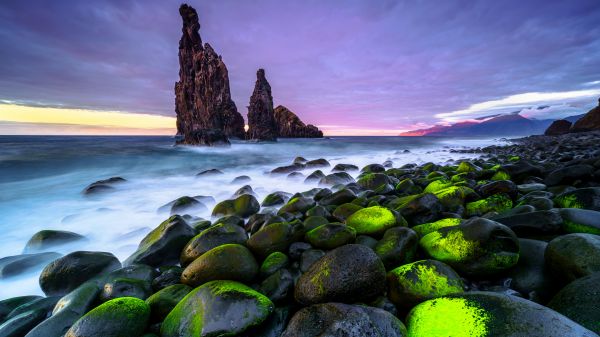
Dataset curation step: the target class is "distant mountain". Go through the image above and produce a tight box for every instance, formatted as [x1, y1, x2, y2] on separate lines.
[401, 113, 585, 137]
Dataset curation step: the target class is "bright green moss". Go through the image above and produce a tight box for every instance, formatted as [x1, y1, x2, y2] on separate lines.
[554, 194, 583, 209]
[457, 162, 481, 173]
[450, 173, 469, 183]
[424, 179, 453, 193]
[509, 156, 520, 162]
[407, 297, 490, 337]
[309, 261, 331, 296]
[259, 252, 289, 275]
[413, 218, 463, 236]
[466, 194, 513, 216]
[433, 186, 474, 208]
[389, 261, 464, 299]
[491, 170, 510, 181]
[345, 206, 397, 235]
[420, 230, 479, 263]
[562, 220, 600, 235]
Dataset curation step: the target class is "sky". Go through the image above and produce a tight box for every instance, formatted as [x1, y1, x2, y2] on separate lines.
[0, 0, 599, 136]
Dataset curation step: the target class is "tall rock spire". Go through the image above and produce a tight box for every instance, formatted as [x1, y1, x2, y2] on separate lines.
[246, 69, 278, 141]
[175, 4, 245, 145]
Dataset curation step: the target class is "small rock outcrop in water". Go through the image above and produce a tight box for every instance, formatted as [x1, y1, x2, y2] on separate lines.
[274, 105, 323, 138]
[544, 119, 572, 136]
[175, 4, 245, 145]
[571, 97, 600, 132]
[246, 69, 278, 141]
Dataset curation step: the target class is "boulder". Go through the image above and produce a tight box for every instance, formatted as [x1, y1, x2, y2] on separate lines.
[145, 284, 193, 323]
[100, 278, 152, 302]
[39, 251, 121, 296]
[554, 187, 600, 211]
[212, 194, 260, 218]
[345, 206, 398, 237]
[544, 119, 572, 136]
[161, 280, 273, 337]
[374, 227, 418, 270]
[179, 222, 247, 266]
[23, 230, 86, 253]
[259, 252, 289, 278]
[181, 244, 258, 287]
[547, 272, 600, 334]
[545, 233, 600, 283]
[305, 224, 356, 249]
[494, 209, 563, 236]
[0, 252, 62, 279]
[295, 244, 386, 305]
[559, 208, 600, 234]
[571, 98, 600, 132]
[82, 177, 126, 195]
[247, 221, 305, 259]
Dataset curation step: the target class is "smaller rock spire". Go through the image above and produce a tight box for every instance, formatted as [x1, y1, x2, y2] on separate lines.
[246, 69, 277, 141]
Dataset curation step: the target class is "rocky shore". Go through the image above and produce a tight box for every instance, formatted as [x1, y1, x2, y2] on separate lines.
[2, 131, 600, 337]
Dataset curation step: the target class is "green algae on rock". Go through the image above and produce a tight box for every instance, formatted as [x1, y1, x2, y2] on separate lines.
[161, 280, 273, 337]
[423, 179, 453, 193]
[374, 227, 418, 270]
[179, 222, 247, 267]
[406, 292, 598, 337]
[181, 243, 258, 287]
[465, 193, 513, 217]
[247, 220, 305, 259]
[412, 218, 462, 236]
[387, 260, 464, 309]
[305, 224, 356, 250]
[559, 208, 600, 235]
[212, 194, 260, 218]
[145, 284, 192, 323]
[259, 251, 289, 278]
[419, 217, 519, 276]
[345, 206, 397, 236]
[65, 297, 150, 337]
[433, 186, 476, 209]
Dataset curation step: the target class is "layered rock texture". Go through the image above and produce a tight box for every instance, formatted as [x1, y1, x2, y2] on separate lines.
[246, 69, 278, 141]
[175, 4, 245, 145]
[274, 105, 323, 138]
[571, 98, 600, 132]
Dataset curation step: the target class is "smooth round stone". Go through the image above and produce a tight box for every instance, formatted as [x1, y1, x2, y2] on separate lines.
[545, 233, 600, 283]
[100, 278, 152, 302]
[357, 173, 394, 194]
[161, 280, 273, 337]
[317, 189, 356, 206]
[23, 230, 86, 253]
[179, 222, 247, 267]
[374, 227, 418, 270]
[124, 215, 196, 267]
[65, 297, 150, 337]
[259, 252, 289, 278]
[247, 221, 305, 259]
[547, 272, 600, 334]
[0, 309, 48, 337]
[295, 244, 386, 305]
[305, 224, 356, 250]
[345, 206, 397, 236]
[406, 292, 597, 337]
[181, 244, 258, 287]
[277, 197, 316, 215]
[303, 216, 329, 231]
[0, 252, 62, 279]
[212, 194, 260, 218]
[281, 303, 407, 337]
[412, 218, 462, 236]
[331, 203, 363, 222]
[554, 187, 600, 211]
[517, 183, 547, 194]
[258, 269, 294, 304]
[0, 296, 42, 322]
[300, 249, 325, 273]
[559, 208, 600, 234]
[465, 193, 513, 217]
[387, 260, 464, 310]
[40, 251, 121, 296]
[493, 209, 563, 236]
[151, 267, 183, 291]
[145, 284, 192, 323]
[261, 191, 291, 207]
[420, 217, 519, 276]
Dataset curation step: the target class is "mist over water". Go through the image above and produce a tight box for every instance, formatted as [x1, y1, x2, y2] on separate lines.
[0, 135, 498, 299]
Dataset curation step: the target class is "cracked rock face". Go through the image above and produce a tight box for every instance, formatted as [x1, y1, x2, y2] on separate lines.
[274, 105, 323, 138]
[246, 69, 278, 141]
[175, 4, 245, 145]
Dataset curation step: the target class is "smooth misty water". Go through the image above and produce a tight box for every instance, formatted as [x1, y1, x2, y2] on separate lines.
[0, 135, 500, 299]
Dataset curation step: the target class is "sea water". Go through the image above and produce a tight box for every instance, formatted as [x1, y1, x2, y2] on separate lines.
[0, 135, 499, 299]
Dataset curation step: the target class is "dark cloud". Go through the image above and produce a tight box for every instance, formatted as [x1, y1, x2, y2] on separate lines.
[1, 0, 599, 130]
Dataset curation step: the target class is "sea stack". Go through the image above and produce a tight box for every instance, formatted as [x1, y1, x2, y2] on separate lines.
[571, 97, 600, 132]
[175, 4, 245, 145]
[246, 69, 277, 141]
[274, 105, 323, 138]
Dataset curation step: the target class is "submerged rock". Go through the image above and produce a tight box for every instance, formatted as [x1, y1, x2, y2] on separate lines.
[82, 177, 126, 195]
[0, 252, 62, 279]
[23, 230, 86, 253]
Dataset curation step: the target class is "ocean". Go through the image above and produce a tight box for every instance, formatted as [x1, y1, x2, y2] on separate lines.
[0, 135, 499, 299]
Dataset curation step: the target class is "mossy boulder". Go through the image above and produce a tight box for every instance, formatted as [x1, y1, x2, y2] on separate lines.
[303, 216, 329, 231]
[65, 297, 150, 337]
[554, 187, 600, 211]
[374, 227, 418, 269]
[357, 173, 394, 194]
[456, 161, 481, 174]
[145, 284, 192, 323]
[181, 244, 258, 287]
[346, 206, 398, 236]
[0, 296, 42, 323]
[259, 252, 289, 278]
[151, 267, 183, 291]
[318, 189, 356, 206]
[159, 196, 207, 215]
[412, 218, 462, 236]
[305, 224, 356, 250]
[433, 186, 476, 209]
[23, 230, 86, 253]
[547, 272, 600, 334]
[277, 197, 316, 215]
[212, 194, 260, 218]
[179, 222, 247, 267]
[423, 179, 453, 193]
[391, 193, 442, 226]
[331, 203, 363, 222]
[26, 282, 100, 337]
[494, 209, 563, 236]
[559, 208, 600, 234]
[318, 172, 355, 186]
[161, 280, 273, 337]
[40, 251, 121, 296]
[545, 233, 600, 283]
[247, 221, 305, 259]
[406, 292, 597, 337]
[420, 217, 520, 276]
[282, 303, 407, 337]
[465, 193, 513, 217]
[0, 252, 62, 279]
[387, 259, 464, 310]
[124, 215, 195, 267]
[295, 244, 386, 305]
[261, 191, 291, 207]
